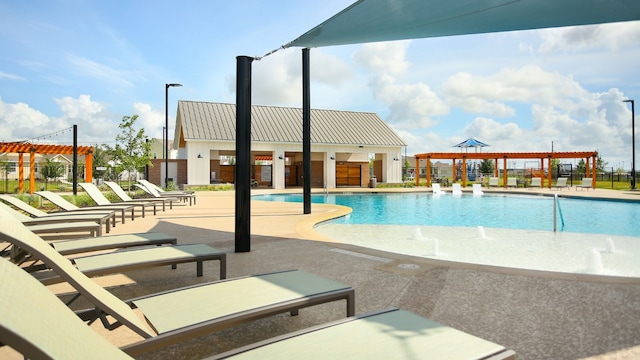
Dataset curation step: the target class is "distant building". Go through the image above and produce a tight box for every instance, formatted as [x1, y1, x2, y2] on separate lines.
[163, 101, 407, 189]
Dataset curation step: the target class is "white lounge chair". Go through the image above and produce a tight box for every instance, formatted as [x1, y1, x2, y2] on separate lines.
[529, 177, 541, 189]
[488, 177, 499, 187]
[472, 183, 484, 196]
[104, 181, 173, 211]
[79, 182, 158, 217]
[507, 177, 517, 188]
[452, 183, 462, 196]
[578, 177, 593, 191]
[554, 177, 569, 190]
[431, 183, 446, 195]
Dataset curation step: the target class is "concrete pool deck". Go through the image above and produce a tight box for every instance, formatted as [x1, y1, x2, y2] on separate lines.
[5, 186, 639, 359]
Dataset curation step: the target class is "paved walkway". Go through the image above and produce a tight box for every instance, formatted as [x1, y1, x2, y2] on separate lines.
[12, 187, 640, 359]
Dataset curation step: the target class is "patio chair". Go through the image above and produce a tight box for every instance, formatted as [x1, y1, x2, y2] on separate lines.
[452, 183, 463, 196]
[529, 177, 541, 189]
[431, 183, 446, 195]
[104, 181, 174, 211]
[78, 182, 158, 217]
[0, 201, 102, 237]
[472, 183, 484, 196]
[0, 194, 117, 230]
[506, 177, 517, 188]
[578, 177, 593, 191]
[0, 215, 354, 357]
[488, 177, 499, 187]
[554, 177, 569, 190]
[36, 191, 135, 222]
[139, 179, 196, 205]
[213, 308, 516, 360]
[0, 207, 226, 285]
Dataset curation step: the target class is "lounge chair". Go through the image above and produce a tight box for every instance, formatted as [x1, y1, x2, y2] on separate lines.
[506, 177, 517, 188]
[51, 232, 177, 256]
[0, 216, 354, 357]
[488, 177, 499, 187]
[578, 177, 593, 191]
[529, 177, 541, 189]
[213, 308, 516, 359]
[104, 181, 174, 211]
[431, 183, 446, 195]
[554, 177, 569, 190]
[139, 179, 196, 205]
[36, 190, 135, 222]
[0, 202, 111, 236]
[0, 194, 117, 230]
[473, 183, 484, 196]
[78, 182, 157, 216]
[0, 207, 226, 285]
[452, 183, 463, 196]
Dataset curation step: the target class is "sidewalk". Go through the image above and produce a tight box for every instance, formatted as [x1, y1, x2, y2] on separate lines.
[29, 190, 640, 359]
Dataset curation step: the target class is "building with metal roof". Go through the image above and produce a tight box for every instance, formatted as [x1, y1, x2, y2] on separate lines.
[172, 101, 406, 189]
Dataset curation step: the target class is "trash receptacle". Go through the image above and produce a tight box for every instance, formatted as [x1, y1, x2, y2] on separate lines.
[369, 176, 377, 188]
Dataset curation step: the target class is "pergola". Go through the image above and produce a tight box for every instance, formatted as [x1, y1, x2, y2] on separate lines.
[415, 151, 598, 188]
[0, 142, 93, 194]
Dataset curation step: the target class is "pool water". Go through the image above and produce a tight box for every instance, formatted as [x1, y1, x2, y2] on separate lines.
[256, 193, 640, 276]
[257, 193, 640, 237]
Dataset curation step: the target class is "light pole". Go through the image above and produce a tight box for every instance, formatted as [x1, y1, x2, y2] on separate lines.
[623, 99, 635, 190]
[165, 83, 182, 189]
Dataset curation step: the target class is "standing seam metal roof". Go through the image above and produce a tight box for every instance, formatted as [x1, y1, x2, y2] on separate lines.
[177, 101, 407, 147]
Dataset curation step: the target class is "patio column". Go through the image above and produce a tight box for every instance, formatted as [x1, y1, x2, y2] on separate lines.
[426, 157, 431, 186]
[502, 157, 507, 187]
[235, 55, 253, 253]
[18, 153, 24, 193]
[462, 157, 467, 187]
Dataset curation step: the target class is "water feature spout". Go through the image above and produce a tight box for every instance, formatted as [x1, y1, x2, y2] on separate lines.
[605, 238, 616, 253]
[587, 249, 603, 274]
[432, 238, 439, 256]
[477, 226, 488, 239]
[412, 228, 424, 241]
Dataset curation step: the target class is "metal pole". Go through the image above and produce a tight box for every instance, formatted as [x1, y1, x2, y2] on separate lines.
[73, 124, 78, 195]
[623, 100, 635, 189]
[165, 84, 169, 189]
[165, 83, 182, 189]
[302, 48, 311, 214]
[235, 56, 253, 252]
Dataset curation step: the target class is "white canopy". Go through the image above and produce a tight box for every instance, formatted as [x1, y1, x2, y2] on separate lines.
[286, 0, 640, 48]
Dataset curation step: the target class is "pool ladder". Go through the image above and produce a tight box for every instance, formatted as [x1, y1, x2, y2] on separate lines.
[553, 194, 566, 232]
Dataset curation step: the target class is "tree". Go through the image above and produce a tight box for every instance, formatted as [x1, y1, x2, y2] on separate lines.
[40, 158, 64, 188]
[112, 115, 152, 190]
[91, 143, 111, 180]
[479, 159, 494, 175]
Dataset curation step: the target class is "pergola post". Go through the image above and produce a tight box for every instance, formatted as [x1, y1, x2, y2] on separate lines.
[235, 55, 253, 253]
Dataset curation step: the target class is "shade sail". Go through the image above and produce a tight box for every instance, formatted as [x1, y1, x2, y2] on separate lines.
[453, 138, 490, 149]
[287, 0, 640, 48]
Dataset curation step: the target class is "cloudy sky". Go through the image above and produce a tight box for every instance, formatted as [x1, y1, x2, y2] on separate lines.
[1, 1, 639, 170]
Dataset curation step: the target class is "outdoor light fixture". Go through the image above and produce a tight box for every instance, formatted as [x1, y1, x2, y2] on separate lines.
[330, 155, 335, 160]
[278, 154, 284, 160]
[623, 99, 636, 190]
[197, 153, 203, 159]
[165, 83, 182, 188]
[393, 157, 399, 161]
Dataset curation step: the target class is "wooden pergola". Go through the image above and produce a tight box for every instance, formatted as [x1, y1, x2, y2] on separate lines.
[414, 151, 598, 189]
[0, 142, 93, 194]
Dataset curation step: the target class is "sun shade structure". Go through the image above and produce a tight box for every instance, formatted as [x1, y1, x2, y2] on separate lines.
[453, 138, 490, 151]
[286, 0, 640, 48]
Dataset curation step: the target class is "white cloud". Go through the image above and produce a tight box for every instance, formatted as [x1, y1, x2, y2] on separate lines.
[132, 102, 165, 139]
[0, 71, 25, 81]
[352, 41, 412, 76]
[537, 22, 640, 53]
[353, 42, 449, 129]
[0, 97, 50, 141]
[234, 48, 354, 106]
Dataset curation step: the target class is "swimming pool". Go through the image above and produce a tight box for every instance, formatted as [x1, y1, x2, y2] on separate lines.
[257, 193, 640, 237]
[256, 192, 640, 277]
